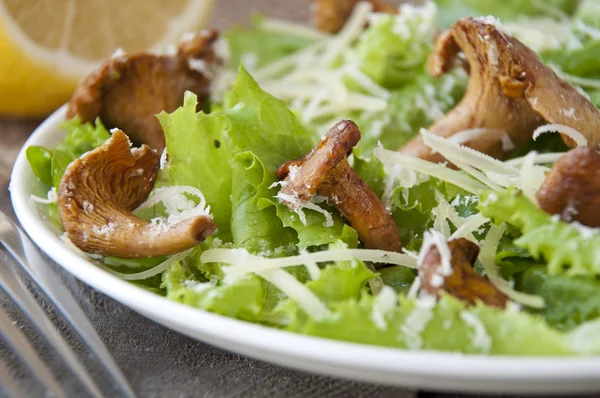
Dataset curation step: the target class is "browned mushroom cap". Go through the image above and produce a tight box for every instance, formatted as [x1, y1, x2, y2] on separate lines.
[277, 120, 402, 255]
[311, 0, 396, 33]
[536, 147, 600, 227]
[58, 129, 216, 258]
[419, 238, 508, 308]
[66, 29, 220, 151]
[400, 17, 600, 162]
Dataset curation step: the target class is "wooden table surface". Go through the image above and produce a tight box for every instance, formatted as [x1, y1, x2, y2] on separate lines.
[0, 117, 41, 186]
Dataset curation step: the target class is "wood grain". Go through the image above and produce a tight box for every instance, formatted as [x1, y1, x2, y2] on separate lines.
[0, 117, 41, 186]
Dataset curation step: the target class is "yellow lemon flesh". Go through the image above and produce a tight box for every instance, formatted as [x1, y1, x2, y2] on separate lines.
[0, 0, 214, 117]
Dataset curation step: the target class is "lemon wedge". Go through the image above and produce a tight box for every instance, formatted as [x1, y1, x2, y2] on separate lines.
[0, 0, 215, 117]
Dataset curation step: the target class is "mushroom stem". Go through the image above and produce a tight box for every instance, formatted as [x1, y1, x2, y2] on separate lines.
[419, 238, 508, 308]
[536, 147, 600, 228]
[277, 120, 402, 257]
[318, 159, 403, 252]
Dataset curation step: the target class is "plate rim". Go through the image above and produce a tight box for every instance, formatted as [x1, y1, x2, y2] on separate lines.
[9, 106, 600, 394]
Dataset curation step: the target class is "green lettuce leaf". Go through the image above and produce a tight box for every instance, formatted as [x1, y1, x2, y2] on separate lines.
[306, 256, 375, 304]
[163, 260, 264, 321]
[434, 0, 579, 28]
[230, 151, 296, 254]
[378, 266, 416, 294]
[26, 118, 111, 227]
[389, 177, 474, 247]
[26, 146, 53, 186]
[266, 251, 376, 328]
[225, 15, 315, 72]
[288, 293, 572, 355]
[588, 89, 600, 109]
[351, 4, 437, 89]
[506, 132, 568, 160]
[479, 188, 600, 276]
[225, 66, 316, 172]
[353, 71, 468, 153]
[495, 240, 539, 279]
[541, 39, 600, 78]
[225, 66, 354, 248]
[266, 200, 359, 249]
[231, 150, 359, 251]
[58, 118, 111, 156]
[518, 266, 600, 331]
[157, 93, 233, 239]
[352, 150, 386, 198]
[27, 117, 111, 189]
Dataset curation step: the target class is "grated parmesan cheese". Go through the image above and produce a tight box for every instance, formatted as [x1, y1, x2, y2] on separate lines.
[107, 248, 194, 281]
[374, 147, 487, 194]
[571, 222, 600, 239]
[275, 192, 334, 227]
[160, 148, 169, 170]
[428, 230, 453, 276]
[519, 151, 545, 207]
[82, 200, 94, 213]
[92, 222, 117, 237]
[479, 224, 545, 308]
[460, 311, 492, 354]
[202, 247, 417, 277]
[183, 278, 216, 293]
[300, 249, 321, 280]
[136, 186, 211, 225]
[505, 152, 563, 166]
[406, 276, 422, 299]
[401, 294, 436, 350]
[421, 128, 519, 176]
[259, 268, 331, 320]
[371, 285, 398, 330]
[322, 1, 373, 65]
[261, 17, 330, 40]
[208, 248, 331, 320]
[30, 187, 58, 205]
[343, 65, 390, 99]
[474, 16, 506, 33]
[504, 18, 579, 52]
[450, 213, 489, 241]
[532, 124, 587, 147]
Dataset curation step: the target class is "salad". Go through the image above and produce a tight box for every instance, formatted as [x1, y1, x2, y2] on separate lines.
[25, 0, 600, 356]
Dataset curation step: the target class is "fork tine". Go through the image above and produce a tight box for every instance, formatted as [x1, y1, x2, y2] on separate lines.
[0, 211, 136, 398]
[0, 255, 104, 398]
[0, 305, 67, 398]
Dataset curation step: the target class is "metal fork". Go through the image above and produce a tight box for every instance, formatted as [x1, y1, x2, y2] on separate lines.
[0, 210, 136, 398]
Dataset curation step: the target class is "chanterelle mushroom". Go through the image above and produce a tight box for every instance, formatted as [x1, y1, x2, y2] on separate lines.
[311, 0, 396, 33]
[58, 129, 215, 258]
[277, 120, 402, 256]
[66, 29, 220, 151]
[536, 147, 600, 228]
[419, 238, 508, 308]
[400, 17, 600, 162]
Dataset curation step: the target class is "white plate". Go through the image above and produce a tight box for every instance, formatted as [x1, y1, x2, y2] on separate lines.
[10, 106, 600, 395]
